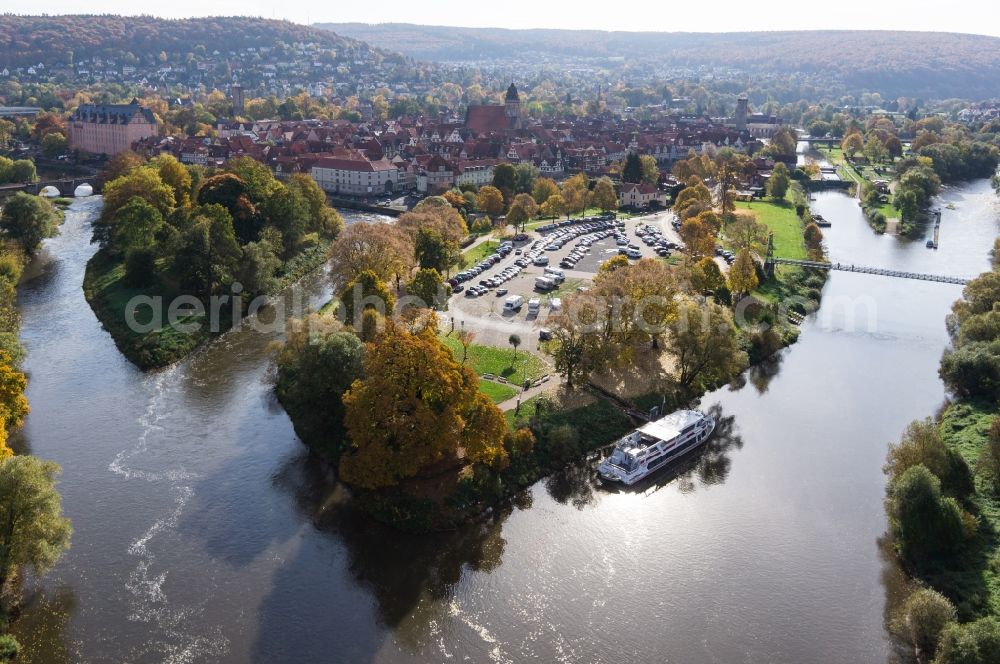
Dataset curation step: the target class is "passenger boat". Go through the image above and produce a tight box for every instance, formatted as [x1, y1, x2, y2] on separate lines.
[597, 409, 715, 485]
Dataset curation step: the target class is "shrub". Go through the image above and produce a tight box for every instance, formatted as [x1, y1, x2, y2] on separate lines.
[885, 419, 975, 499]
[893, 587, 956, 659]
[0, 634, 19, 660]
[934, 616, 1000, 664]
[940, 340, 1000, 400]
[886, 465, 969, 563]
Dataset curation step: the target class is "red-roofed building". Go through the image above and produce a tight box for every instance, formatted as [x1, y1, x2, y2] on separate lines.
[311, 157, 398, 196]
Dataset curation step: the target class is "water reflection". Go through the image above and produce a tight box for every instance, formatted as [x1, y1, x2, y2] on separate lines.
[7, 585, 78, 663]
[547, 403, 745, 505]
[250, 453, 514, 661]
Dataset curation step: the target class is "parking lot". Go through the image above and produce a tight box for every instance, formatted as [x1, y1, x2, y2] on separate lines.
[447, 213, 685, 345]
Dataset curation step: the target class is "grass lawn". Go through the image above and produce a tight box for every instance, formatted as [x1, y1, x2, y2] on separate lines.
[440, 334, 548, 383]
[933, 400, 1000, 618]
[734, 197, 807, 260]
[505, 393, 632, 446]
[479, 380, 518, 404]
[83, 249, 213, 370]
[461, 239, 500, 264]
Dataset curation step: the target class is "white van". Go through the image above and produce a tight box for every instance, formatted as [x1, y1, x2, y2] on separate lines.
[533, 255, 550, 266]
[527, 298, 541, 314]
[503, 295, 525, 311]
[543, 267, 565, 282]
[535, 276, 556, 291]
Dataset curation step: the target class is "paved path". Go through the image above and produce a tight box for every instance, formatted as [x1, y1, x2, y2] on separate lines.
[496, 378, 561, 413]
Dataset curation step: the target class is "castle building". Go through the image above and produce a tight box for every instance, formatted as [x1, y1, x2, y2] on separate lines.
[67, 98, 158, 156]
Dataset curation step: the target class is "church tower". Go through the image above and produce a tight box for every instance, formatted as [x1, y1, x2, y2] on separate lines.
[505, 81, 521, 129]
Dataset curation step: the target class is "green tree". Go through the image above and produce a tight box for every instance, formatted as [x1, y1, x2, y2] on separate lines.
[640, 154, 660, 185]
[414, 227, 451, 272]
[513, 162, 538, 194]
[0, 192, 59, 255]
[274, 314, 364, 457]
[893, 588, 956, 660]
[508, 333, 521, 361]
[0, 456, 72, 595]
[492, 163, 517, 202]
[235, 232, 281, 299]
[406, 267, 445, 309]
[114, 196, 163, 255]
[9, 159, 37, 184]
[767, 162, 791, 200]
[621, 153, 642, 184]
[173, 205, 241, 295]
[934, 616, 1000, 664]
[886, 464, 968, 563]
[885, 418, 974, 498]
[40, 132, 68, 158]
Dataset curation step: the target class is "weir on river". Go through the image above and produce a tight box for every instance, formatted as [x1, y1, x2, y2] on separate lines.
[9, 181, 1000, 663]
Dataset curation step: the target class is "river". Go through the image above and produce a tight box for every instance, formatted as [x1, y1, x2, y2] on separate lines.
[8, 181, 1000, 663]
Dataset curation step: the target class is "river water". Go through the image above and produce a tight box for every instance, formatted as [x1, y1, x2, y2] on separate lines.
[8, 181, 1000, 663]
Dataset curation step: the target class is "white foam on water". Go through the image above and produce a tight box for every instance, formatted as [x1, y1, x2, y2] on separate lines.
[111, 366, 231, 662]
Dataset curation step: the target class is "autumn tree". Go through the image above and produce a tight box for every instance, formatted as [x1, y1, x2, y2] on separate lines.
[150, 153, 193, 208]
[547, 297, 603, 388]
[673, 178, 713, 221]
[0, 456, 73, 595]
[716, 153, 755, 216]
[560, 173, 590, 216]
[0, 350, 29, 431]
[842, 132, 864, 159]
[691, 256, 726, 293]
[665, 297, 748, 394]
[728, 249, 759, 298]
[590, 177, 619, 212]
[476, 185, 505, 219]
[328, 222, 414, 288]
[680, 214, 717, 257]
[339, 269, 396, 325]
[727, 211, 769, 257]
[340, 318, 508, 488]
[506, 193, 540, 231]
[532, 177, 559, 205]
[101, 166, 176, 228]
[539, 193, 566, 218]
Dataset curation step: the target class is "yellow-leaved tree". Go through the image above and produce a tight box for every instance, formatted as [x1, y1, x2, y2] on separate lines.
[340, 316, 508, 489]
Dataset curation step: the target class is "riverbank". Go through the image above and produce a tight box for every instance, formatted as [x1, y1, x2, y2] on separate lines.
[879, 244, 1000, 659]
[83, 240, 331, 370]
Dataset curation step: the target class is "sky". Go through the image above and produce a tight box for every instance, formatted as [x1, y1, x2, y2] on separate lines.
[15, 0, 1000, 37]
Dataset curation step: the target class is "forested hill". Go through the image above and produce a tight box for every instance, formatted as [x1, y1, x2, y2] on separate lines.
[0, 15, 403, 70]
[320, 23, 1000, 99]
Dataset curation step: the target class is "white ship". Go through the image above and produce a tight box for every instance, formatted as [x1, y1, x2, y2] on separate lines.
[597, 410, 716, 485]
